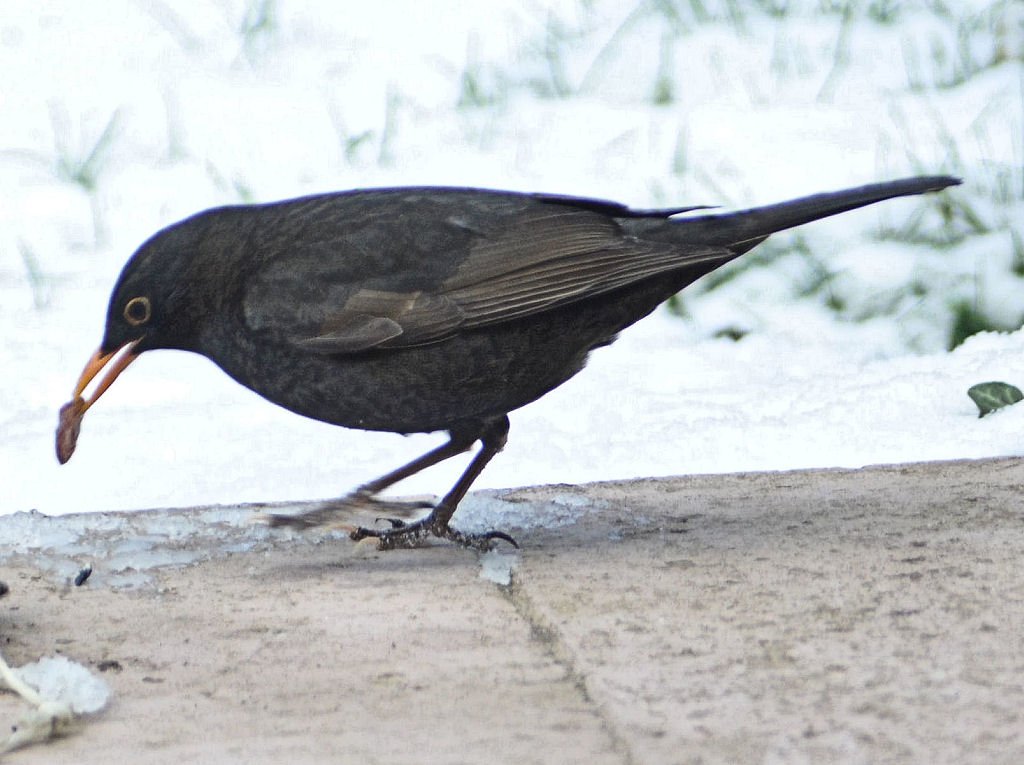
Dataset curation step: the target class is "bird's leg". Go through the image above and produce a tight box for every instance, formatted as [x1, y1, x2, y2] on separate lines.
[350, 416, 517, 551]
[351, 431, 479, 497]
[264, 431, 477, 529]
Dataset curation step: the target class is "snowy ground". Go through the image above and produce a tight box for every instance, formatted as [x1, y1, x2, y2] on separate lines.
[1, 1, 1021, 516]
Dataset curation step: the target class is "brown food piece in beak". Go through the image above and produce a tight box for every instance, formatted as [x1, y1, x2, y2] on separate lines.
[56, 397, 86, 464]
[55, 340, 140, 464]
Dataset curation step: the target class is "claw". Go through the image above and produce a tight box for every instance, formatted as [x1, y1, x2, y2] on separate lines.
[481, 530, 520, 549]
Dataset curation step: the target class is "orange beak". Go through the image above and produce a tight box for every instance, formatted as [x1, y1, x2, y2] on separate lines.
[72, 339, 142, 413]
[56, 339, 141, 464]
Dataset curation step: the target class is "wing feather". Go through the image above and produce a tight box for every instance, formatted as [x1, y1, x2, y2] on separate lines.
[242, 192, 730, 355]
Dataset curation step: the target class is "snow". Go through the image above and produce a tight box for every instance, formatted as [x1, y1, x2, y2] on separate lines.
[1, 1, 1021, 519]
[13, 657, 110, 716]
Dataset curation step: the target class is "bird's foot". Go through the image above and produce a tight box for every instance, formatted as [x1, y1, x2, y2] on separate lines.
[264, 493, 518, 551]
[350, 512, 518, 552]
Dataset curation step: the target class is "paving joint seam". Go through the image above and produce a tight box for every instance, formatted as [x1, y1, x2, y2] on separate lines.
[500, 568, 637, 765]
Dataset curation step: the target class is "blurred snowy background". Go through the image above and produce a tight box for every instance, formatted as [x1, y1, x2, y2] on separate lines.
[1, 0, 1022, 516]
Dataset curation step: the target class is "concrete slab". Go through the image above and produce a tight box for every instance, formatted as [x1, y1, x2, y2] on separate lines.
[0, 457, 1022, 763]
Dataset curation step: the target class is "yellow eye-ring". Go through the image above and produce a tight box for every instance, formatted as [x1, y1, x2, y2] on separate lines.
[124, 296, 152, 326]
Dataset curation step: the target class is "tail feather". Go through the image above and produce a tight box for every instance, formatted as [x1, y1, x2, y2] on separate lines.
[649, 175, 961, 249]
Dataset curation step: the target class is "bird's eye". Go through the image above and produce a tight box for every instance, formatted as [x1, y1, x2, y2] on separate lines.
[124, 296, 152, 326]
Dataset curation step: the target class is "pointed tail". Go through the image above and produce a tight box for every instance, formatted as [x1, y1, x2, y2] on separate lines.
[656, 175, 961, 249]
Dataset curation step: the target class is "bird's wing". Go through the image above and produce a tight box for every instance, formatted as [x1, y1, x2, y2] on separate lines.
[243, 195, 732, 354]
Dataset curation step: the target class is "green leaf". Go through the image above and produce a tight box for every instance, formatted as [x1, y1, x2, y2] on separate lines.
[967, 382, 1024, 418]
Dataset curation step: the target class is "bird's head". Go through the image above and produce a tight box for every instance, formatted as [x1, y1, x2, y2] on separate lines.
[57, 209, 233, 463]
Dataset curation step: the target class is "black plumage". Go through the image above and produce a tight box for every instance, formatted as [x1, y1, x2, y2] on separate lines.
[57, 176, 960, 548]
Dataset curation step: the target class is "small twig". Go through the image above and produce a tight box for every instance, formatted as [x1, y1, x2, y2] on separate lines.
[0, 651, 43, 707]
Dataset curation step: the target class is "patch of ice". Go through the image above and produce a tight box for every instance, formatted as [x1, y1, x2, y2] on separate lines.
[478, 550, 517, 587]
[0, 506, 296, 588]
[104, 548, 204, 573]
[0, 512, 80, 552]
[456, 490, 601, 533]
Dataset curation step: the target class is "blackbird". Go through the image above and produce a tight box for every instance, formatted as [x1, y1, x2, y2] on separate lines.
[57, 176, 960, 548]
